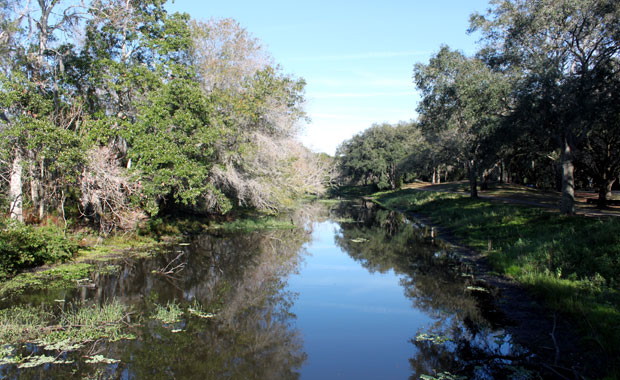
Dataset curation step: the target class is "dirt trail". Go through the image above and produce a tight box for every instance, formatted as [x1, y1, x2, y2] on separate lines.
[405, 181, 620, 217]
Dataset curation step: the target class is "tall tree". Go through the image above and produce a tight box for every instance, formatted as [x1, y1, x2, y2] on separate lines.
[337, 122, 420, 190]
[190, 19, 318, 212]
[0, 0, 86, 221]
[470, 0, 620, 214]
[414, 46, 510, 198]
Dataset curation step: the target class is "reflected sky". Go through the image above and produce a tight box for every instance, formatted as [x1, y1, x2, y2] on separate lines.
[2, 202, 536, 379]
[289, 221, 432, 379]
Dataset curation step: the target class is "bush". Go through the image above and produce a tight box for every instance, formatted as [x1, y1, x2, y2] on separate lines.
[0, 219, 78, 279]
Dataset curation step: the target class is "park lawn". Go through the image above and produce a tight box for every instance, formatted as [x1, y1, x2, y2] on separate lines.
[373, 188, 620, 374]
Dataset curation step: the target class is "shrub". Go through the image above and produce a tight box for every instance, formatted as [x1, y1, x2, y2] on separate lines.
[0, 219, 78, 279]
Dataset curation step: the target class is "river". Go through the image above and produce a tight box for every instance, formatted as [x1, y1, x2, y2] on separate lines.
[0, 201, 539, 379]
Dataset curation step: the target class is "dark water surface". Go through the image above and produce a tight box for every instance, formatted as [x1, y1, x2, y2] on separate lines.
[1, 201, 539, 379]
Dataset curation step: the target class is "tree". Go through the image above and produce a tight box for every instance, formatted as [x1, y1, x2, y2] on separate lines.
[414, 46, 510, 198]
[0, 0, 87, 222]
[336, 122, 419, 190]
[190, 19, 321, 213]
[470, 0, 620, 214]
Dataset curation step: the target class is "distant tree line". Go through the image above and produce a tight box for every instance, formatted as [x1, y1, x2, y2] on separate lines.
[337, 0, 620, 213]
[0, 0, 326, 234]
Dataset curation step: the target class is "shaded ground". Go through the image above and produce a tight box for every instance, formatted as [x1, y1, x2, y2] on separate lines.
[370, 187, 620, 379]
[404, 181, 620, 217]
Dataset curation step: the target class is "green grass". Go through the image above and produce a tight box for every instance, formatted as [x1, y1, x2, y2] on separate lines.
[0, 262, 95, 300]
[373, 188, 620, 374]
[152, 301, 184, 325]
[0, 301, 133, 347]
[0, 301, 133, 368]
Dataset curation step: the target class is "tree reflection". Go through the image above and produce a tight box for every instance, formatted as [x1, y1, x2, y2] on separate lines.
[332, 202, 535, 379]
[7, 215, 315, 379]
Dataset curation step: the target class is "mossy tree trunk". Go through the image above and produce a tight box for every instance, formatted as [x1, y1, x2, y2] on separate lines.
[560, 138, 576, 215]
[9, 149, 23, 222]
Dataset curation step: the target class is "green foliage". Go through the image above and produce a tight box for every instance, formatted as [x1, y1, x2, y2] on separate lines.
[152, 301, 184, 325]
[0, 301, 132, 347]
[337, 122, 421, 189]
[0, 219, 78, 279]
[374, 188, 620, 371]
[128, 76, 225, 215]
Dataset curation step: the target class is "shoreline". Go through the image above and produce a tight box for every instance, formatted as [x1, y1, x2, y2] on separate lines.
[370, 191, 611, 379]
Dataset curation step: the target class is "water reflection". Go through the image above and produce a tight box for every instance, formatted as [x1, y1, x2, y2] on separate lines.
[2, 218, 314, 379]
[331, 202, 533, 379]
[1, 201, 540, 379]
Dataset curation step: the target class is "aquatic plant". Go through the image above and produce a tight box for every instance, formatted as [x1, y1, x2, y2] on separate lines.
[420, 372, 466, 380]
[152, 301, 184, 325]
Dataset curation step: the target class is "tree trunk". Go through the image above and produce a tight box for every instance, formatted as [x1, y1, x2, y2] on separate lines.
[560, 138, 576, 215]
[9, 150, 24, 222]
[29, 155, 45, 220]
[607, 178, 615, 200]
[597, 178, 616, 209]
[481, 169, 489, 190]
[437, 166, 441, 184]
[500, 161, 505, 183]
[432, 167, 436, 184]
[389, 163, 397, 189]
[468, 160, 478, 199]
[38, 159, 45, 219]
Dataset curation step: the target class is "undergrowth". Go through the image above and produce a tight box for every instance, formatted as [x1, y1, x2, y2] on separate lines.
[0, 219, 78, 279]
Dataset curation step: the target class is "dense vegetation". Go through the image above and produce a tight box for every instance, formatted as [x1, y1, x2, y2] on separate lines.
[0, 0, 326, 276]
[337, 0, 620, 212]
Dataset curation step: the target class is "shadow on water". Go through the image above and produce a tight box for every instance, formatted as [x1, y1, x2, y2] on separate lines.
[1, 201, 543, 379]
[330, 201, 537, 380]
[0, 205, 324, 379]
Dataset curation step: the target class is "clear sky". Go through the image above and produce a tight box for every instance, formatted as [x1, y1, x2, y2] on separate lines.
[167, 0, 492, 155]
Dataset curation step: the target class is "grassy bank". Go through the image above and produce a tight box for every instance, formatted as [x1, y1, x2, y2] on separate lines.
[0, 212, 297, 301]
[372, 188, 620, 374]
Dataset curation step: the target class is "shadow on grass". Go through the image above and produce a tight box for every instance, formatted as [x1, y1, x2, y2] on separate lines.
[374, 188, 620, 375]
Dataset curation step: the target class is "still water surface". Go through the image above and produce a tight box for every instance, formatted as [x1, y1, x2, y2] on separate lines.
[1, 201, 534, 379]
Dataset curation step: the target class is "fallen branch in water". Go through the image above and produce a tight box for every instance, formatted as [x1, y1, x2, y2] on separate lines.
[154, 252, 186, 276]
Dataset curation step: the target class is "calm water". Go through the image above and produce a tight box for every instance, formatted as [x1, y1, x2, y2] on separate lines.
[0, 201, 536, 379]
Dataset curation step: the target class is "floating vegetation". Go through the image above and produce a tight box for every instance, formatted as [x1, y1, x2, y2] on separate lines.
[415, 333, 452, 345]
[152, 301, 184, 325]
[0, 345, 18, 365]
[0, 262, 123, 302]
[47, 301, 135, 343]
[420, 372, 467, 380]
[38, 339, 83, 352]
[84, 355, 120, 364]
[188, 301, 216, 319]
[0, 305, 54, 344]
[0, 301, 134, 369]
[17, 355, 73, 368]
[466, 285, 489, 293]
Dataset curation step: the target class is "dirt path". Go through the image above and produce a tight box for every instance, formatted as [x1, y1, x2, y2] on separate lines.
[404, 181, 620, 218]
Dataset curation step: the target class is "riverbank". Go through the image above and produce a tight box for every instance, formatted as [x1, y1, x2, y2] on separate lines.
[370, 187, 620, 379]
[0, 212, 298, 303]
[0, 207, 312, 377]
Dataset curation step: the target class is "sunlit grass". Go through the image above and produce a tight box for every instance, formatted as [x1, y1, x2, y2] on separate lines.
[373, 188, 620, 372]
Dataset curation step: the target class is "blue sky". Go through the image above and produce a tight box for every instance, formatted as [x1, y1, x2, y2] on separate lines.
[167, 0, 491, 155]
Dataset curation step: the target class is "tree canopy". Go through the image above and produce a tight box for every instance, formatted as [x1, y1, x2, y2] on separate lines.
[0, 0, 325, 233]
